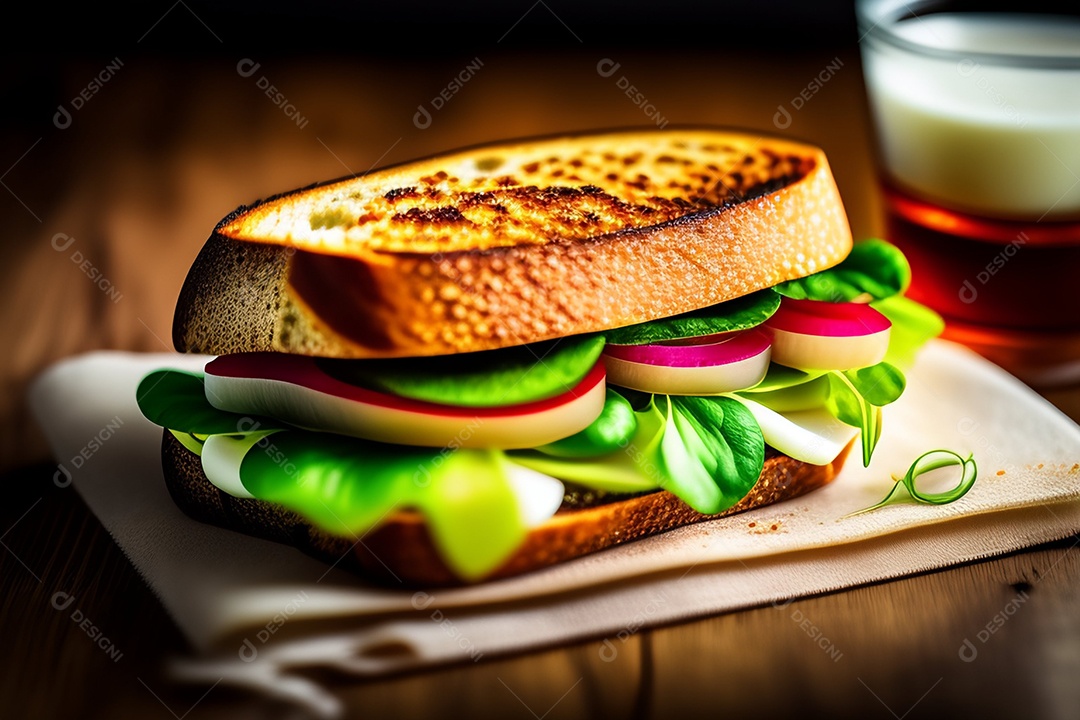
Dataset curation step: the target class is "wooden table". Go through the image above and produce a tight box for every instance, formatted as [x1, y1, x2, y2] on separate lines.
[4, 42, 1080, 719]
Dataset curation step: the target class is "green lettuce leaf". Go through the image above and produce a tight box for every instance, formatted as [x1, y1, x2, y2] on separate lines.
[660, 396, 764, 514]
[872, 295, 945, 369]
[659, 397, 725, 513]
[737, 376, 830, 413]
[741, 363, 824, 394]
[509, 396, 665, 493]
[536, 389, 638, 458]
[169, 429, 208, 456]
[316, 335, 605, 408]
[239, 432, 524, 581]
[745, 360, 905, 468]
[825, 363, 904, 466]
[137, 370, 285, 435]
[407, 451, 527, 580]
[775, 238, 911, 302]
[826, 374, 880, 467]
[843, 363, 906, 407]
[603, 290, 780, 345]
[512, 393, 764, 514]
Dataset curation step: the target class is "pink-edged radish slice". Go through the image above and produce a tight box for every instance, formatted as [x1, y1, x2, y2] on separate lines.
[601, 328, 771, 395]
[203, 354, 607, 449]
[764, 298, 891, 371]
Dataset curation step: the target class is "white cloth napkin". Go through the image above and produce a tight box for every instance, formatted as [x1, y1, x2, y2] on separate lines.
[29, 341, 1080, 717]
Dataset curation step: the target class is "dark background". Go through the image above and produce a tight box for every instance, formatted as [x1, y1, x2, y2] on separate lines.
[4, 1, 858, 133]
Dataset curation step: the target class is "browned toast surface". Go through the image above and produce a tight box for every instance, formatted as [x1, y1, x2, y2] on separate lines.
[221, 130, 822, 255]
[174, 129, 852, 358]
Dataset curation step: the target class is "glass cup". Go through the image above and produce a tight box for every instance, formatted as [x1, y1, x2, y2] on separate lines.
[856, 1, 1080, 385]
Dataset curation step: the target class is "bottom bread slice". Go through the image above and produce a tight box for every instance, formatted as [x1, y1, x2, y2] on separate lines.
[160, 429, 851, 586]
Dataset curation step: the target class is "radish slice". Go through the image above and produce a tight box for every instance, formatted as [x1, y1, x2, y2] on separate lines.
[204, 354, 607, 449]
[601, 329, 771, 395]
[764, 298, 891, 371]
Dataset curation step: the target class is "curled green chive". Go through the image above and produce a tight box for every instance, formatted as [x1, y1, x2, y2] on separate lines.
[846, 449, 978, 518]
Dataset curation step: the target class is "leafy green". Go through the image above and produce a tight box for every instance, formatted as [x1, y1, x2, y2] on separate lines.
[516, 386, 652, 489]
[240, 431, 425, 534]
[408, 451, 527, 580]
[508, 398, 665, 493]
[660, 396, 764, 514]
[872, 295, 945, 369]
[316, 335, 605, 408]
[169, 429, 208, 456]
[536, 389, 638, 458]
[239, 432, 524, 581]
[741, 356, 907, 468]
[603, 291, 780, 345]
[846, 449, 978, 517]
[137, 370, 285, 435]
[741, 363, 824, 394]
[659, 397, 724, 513]
[825, 363, 904, 466]
[775, 239, 911, 302]
[512, 393, 764, 513]
[843, 363, 906, 407]
[826, 373, 881, 467]
[738, 376, 830, 413]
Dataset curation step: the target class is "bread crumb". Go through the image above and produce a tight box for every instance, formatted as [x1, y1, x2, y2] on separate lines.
[996, 470, 1006, 476]
[1071, 463, 1079, 473]
[749, 519, 785, 534]
[1037, 463, 1044, 469]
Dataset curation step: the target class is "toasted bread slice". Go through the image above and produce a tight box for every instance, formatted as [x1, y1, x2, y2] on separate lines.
[174, 129, 851, 358]
[160, 429, 851, 586]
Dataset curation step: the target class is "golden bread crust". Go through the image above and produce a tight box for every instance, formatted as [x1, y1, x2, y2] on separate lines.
[173, 129, 851, 358]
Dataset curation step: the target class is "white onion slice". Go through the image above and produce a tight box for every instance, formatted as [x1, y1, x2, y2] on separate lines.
[505, 464, 565, 527]
[733, 397, 859, 466]
[200, 432, 280, 499]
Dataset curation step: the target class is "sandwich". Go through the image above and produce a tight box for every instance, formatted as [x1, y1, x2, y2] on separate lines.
[136, 128, 942, 585]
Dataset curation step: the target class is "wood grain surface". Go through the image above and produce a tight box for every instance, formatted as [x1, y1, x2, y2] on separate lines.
[4, 43, 1080, 720]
